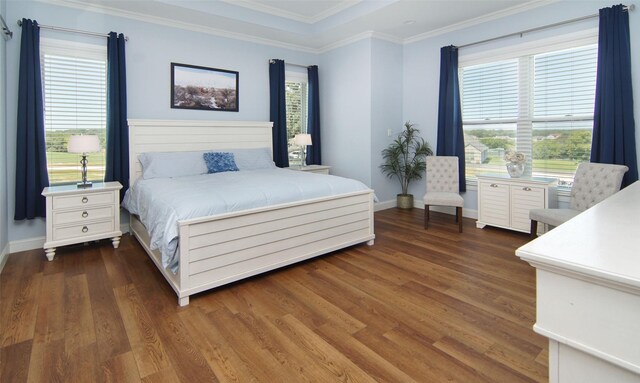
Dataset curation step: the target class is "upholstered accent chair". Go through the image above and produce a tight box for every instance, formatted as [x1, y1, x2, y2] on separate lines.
[424, 156, 464, 232]
[529, 162, 628, 238]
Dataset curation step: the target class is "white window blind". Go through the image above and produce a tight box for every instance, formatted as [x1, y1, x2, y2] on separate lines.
[461, 59, 519, 177]
[534, 45, 597, 118]
[41, 40, 107, 185]
[532, 45, 597, 183]
[462, 59, 519, 121]
[461, 43, 598, 185]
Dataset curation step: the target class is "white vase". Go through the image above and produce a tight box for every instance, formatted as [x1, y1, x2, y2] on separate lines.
[506, 162, 524, 178]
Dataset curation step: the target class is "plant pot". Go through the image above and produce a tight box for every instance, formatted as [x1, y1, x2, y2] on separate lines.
[397, 194, 414, 209]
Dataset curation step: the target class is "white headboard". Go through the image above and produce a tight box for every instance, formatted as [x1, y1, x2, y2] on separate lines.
[128, 119, 274, 185]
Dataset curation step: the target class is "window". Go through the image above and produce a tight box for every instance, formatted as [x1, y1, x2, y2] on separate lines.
[285, 71, 308, 166]
[41, 39, 107, 185]
[461, 43, 598, 186]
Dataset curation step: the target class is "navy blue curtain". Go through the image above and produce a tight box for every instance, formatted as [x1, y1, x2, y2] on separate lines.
[436, 45, 466, 192]
[15, 19, 48, 220]
[591, 5, 638, 188]
[306, 65, 321, 165]
[269, 59, 288, 167]
[105, 32, 129, 201]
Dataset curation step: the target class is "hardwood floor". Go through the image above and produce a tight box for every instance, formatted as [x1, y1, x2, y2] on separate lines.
[0, 209, 548, 382]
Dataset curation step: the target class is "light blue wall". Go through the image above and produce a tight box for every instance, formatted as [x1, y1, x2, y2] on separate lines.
[5, 0, 317, 242]
[370, 39, 403, 202]
[319, 38, 372, 185]
[0, 0, 8, 254]
[403, 0, 640, 212]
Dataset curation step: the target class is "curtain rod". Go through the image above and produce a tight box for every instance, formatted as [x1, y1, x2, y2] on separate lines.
[458, 4, 634, 49]
[269, 59, 311, 69]
[17, 19, 128, 41]
[1, 14, 12, 40]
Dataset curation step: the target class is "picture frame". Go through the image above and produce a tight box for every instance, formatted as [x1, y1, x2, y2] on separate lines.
[171, 63, 239, 112]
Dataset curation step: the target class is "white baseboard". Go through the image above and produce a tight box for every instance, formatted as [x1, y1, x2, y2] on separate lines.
[9, 236, 46, 253]
[375, 198, 478, 219]
[0, 243, 9, 274]
[121, 223, 130, 234]
[374, 200, 396, 212]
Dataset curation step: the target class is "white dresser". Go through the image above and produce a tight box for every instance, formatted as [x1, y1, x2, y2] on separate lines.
[287, 165, 331, 175]
[516, 181, 640, 383]
[42, 181, 122, 261]
[476, 174, 556, 234]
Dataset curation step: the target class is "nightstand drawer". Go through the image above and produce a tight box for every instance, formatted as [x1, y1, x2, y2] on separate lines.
[52, 206, 114, 225]
[52, 192, 114, 210]
[53, 220, 115, 241]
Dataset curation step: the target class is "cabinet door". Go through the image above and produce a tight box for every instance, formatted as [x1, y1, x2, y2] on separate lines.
[479, 182, 510, 227]
[511, 186, 545, 232]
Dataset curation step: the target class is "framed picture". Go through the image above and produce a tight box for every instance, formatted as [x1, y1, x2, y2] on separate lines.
[171, 63, 239, 112]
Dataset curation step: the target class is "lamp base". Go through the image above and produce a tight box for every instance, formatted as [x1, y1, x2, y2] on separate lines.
[77, 181, 93, 188]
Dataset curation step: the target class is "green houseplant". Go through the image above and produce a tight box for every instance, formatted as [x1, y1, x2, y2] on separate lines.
[380, 122, 433, 209]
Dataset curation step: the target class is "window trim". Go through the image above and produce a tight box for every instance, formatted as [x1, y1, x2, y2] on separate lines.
[460, 29, 598, 186]
[459, 28, 597, 67]
[40, 38, 107, 186]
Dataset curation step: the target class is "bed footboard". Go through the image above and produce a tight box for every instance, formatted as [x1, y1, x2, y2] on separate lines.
[131, 191, 375, 306]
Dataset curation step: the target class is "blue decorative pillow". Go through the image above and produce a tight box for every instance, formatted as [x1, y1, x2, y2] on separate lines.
[203, 152, 239, 173]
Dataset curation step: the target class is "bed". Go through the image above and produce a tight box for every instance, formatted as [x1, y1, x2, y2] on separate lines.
[125, 119, 375, 306]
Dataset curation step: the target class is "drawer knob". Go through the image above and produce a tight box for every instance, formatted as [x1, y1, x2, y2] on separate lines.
[490, 184, 498, 188]
[523, 187, 532, 191]
[82, 226, 88, 233]
[82, 197, 89, 203]
[82, 211, 88, 218]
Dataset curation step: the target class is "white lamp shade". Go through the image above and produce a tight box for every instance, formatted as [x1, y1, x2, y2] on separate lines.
[294, 133, 312, 146]
[68, 135, 100, 153]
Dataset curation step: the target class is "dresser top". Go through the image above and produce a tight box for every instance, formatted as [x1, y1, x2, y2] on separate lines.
[42, 181, 122, 196]
[516, 181, 640, 290]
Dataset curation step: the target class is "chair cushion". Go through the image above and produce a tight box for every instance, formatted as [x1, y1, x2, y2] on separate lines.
[529, 208, 581, 227]
[423, 192, 464, 207]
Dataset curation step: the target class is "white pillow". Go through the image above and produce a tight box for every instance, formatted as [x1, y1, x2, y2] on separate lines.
[138, 148, 275, 179]
[228, 148, 276, 170]
[139, 151, 208, 179]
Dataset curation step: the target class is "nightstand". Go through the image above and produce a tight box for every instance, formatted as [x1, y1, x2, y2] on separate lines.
[42, 181, 122, 261]
[287, 165, 331, 175]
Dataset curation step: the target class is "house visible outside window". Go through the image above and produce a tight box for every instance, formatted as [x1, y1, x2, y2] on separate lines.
[461, 41, 598, 187]
[41, 39, 107, 185]
[285, 71, 308, 166]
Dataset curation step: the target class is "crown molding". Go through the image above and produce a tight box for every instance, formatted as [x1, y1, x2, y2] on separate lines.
[35, 0, 318, 53]
[35, 0, 559, 55]
[404, 0, 559, 45]
[222, 0, 362, 24]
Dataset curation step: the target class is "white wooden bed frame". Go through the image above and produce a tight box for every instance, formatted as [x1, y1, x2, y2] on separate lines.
[127, 119, 375, 306]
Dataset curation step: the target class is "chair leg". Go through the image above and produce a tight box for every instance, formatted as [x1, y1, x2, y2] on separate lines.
[424, 205, 429, 229]
[530, 220, 538, 239]
[457, 207, 463, 233]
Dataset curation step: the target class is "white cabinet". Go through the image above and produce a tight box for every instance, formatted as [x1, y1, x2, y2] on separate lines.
[476, 174, 556, 234]
[42, 181, 122, 261]
[287, 165, 331, 175]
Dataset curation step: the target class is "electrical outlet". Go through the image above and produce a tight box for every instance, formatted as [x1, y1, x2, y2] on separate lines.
[387, 129, 392, 137]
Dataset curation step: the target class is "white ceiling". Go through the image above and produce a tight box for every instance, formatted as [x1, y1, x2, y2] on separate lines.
[40, 0, 554, 52]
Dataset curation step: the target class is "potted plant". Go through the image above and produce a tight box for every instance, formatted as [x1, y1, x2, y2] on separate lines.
[380, 121, 433, 209]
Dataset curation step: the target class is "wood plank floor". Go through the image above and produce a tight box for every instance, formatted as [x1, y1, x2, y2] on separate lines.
[0, 209, 548, 382]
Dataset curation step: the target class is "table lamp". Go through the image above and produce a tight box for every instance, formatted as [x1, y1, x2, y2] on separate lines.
[68, 135, 100, 188]
[294, 133, 312, 167]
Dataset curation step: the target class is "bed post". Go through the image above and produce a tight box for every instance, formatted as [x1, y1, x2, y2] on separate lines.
[178, 223, 190, 305]
[367, 194, 375, 246]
